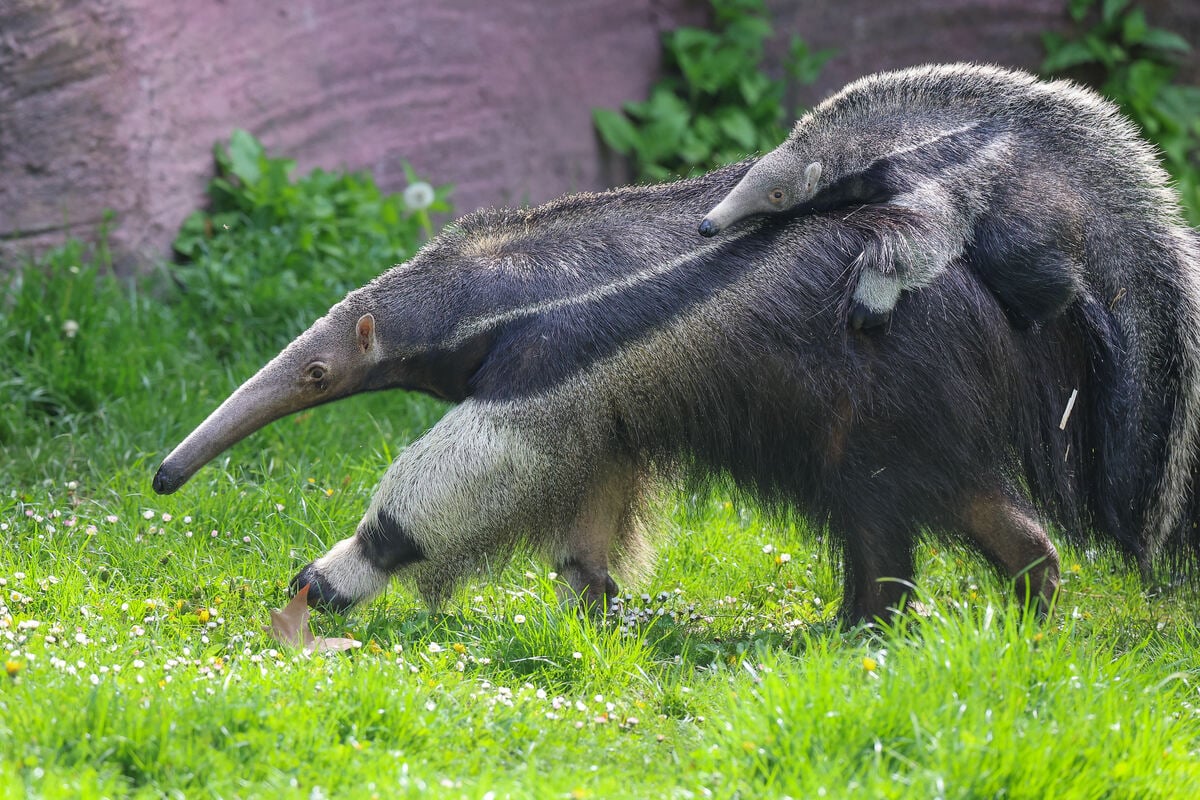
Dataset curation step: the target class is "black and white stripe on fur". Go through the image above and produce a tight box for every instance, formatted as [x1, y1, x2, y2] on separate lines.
[157, 97, 1200, 625]
[702, 64, 1189, 339]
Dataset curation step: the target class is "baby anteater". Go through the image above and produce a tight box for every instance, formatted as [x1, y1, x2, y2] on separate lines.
[699, 63, 1153, 330]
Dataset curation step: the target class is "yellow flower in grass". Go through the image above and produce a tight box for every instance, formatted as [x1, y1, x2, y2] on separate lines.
[862, 657, 878, 673]
[5, 660, 22, 677]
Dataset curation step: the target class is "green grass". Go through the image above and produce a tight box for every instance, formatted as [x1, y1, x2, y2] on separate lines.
[3, 253, 1199, 800]
[3, 146, 1200, 795]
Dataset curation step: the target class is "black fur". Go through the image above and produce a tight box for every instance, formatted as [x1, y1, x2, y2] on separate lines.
[358, 510, 427, 572]
[168, 142, 1199, 620]
[350, 158, 1199, 608]
[291, 564, 356, 613]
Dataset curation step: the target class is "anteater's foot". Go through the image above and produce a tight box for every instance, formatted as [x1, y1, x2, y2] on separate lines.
[565, 578, 620, 618]
[850, 300, 892, 331]
[290, 563, 356, 614]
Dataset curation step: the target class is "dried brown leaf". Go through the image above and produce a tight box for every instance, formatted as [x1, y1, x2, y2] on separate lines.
[310, 636, 361, 653]
[265, 583, 361, 654]
[267, 584, 312, 648]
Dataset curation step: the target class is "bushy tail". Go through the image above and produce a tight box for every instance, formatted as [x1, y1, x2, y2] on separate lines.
[1015, 294, 1142, 559]
[1144, 228, 1200, 573]
[1025, 228, 1200, 577]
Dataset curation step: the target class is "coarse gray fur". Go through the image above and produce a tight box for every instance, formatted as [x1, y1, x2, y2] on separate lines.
[699, 63, 1170, 332]
[152, 71, 1200, 623]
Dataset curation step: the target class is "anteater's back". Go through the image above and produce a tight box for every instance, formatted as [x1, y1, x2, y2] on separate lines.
[794, 63, 1180, 226]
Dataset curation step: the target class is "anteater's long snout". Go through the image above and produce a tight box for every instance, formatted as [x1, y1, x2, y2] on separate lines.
[152, 464, 183, 495]
[699, 190, 746, 238]
[152, 374, 300, 495]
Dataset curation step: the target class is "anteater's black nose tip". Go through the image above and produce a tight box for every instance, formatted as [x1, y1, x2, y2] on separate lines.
[152, 466, 176, 495]
[698, 219, 719, 238]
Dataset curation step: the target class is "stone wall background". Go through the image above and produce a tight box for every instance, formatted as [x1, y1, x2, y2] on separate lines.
[1, 0, 1196, 269]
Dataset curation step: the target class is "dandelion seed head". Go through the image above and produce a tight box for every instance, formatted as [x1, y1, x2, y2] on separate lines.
[404, 181, 435, 210]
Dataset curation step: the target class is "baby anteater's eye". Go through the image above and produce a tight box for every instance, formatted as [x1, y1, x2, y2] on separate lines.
[769, 188, 785, 204]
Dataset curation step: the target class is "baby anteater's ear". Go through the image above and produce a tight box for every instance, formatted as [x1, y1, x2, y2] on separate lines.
[356, 313, 376, 354]
[803, 162, 822, 196]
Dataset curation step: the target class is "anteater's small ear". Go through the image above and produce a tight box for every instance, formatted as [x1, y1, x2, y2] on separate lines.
[356, 313, 376, 354]
[804, 161, 822, 192]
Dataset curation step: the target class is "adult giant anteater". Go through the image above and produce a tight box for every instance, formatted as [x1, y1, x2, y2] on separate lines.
[153, 154, 1200, 624]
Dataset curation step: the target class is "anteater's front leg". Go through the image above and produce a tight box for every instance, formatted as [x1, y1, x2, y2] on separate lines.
[292, 401, 569, 612]
[850, 246, 904, 331]
[850, 189, 970, 331]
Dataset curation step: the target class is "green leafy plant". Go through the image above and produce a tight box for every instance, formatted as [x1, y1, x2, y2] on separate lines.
[1, 133, 452, 447]
[1042, 0, 1200, 222]
[172, 130, 452, 356]
[593, 0, 832, 182]
[0, 221, 177, 444]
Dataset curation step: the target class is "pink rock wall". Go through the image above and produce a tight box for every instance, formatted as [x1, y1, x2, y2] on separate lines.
[773, 0, 1198, 105]
[1, 0, 1196, 269]
[0, 0, 704, 268]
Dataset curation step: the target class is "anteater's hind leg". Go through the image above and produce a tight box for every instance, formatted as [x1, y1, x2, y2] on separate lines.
[968, 176, 1086, 330]
[957, 487, 1060, 614]
[835, 515, 919, 625]
[554, 462, 637, 615]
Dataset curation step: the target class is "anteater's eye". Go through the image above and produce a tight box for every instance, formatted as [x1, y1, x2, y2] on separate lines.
[769, 188, 785, 203]
[306, 364, 327, 382]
